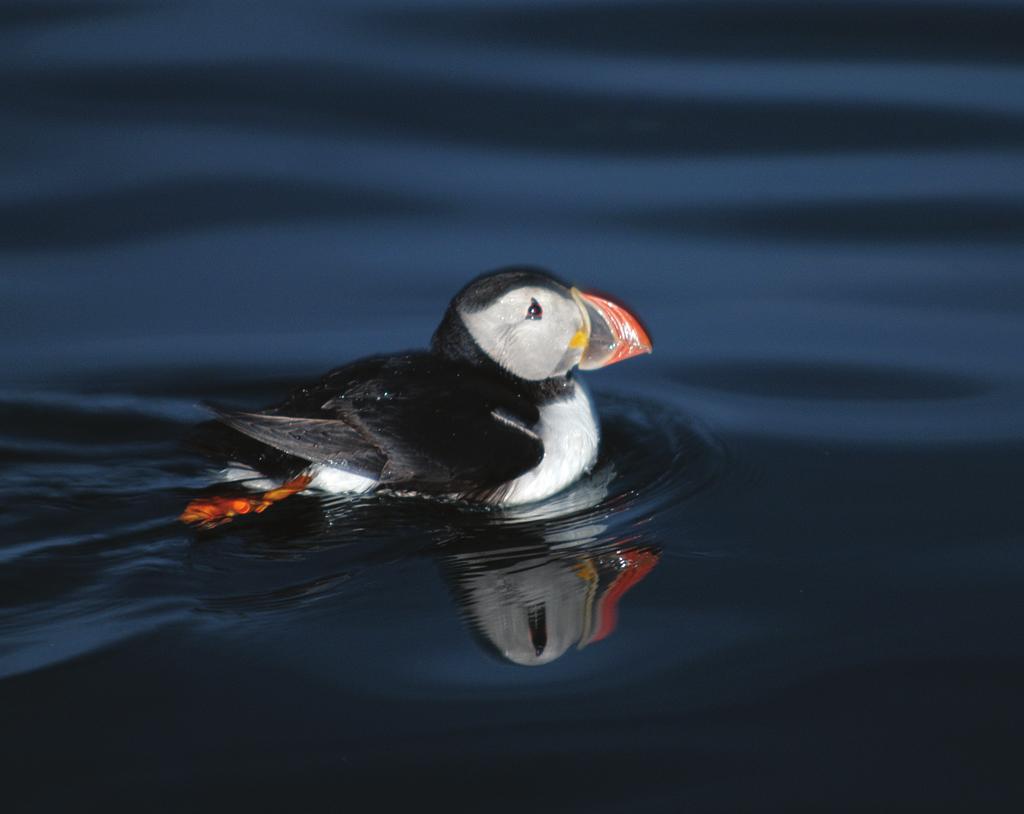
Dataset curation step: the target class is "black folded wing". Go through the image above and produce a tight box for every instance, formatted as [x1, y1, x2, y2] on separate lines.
[209, 353, 544, 494]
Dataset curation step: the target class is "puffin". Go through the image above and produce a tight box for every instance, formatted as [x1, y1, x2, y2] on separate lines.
[181, 267, 651, 527]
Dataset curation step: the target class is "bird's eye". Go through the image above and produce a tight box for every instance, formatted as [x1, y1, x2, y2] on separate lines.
[526, 298, 543, 320]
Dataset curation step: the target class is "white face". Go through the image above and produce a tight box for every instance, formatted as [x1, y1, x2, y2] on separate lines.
[459, 285, 587, 380]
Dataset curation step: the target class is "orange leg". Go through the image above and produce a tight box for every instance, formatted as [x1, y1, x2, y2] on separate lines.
[179, 473, 313, 530]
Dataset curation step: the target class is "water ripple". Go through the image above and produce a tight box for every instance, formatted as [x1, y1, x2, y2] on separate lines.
[4, 62, 1023, 156]
[607, 196, 1024, 245]
[675, 360, 990, 402]
[0, 1, 135, 33]
[373, 1, 1024, 65]
[0, 176, 441, 251]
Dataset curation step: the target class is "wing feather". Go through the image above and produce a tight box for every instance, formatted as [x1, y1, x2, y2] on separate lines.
[206, 405, 384, 477]
[204, 353, 544, 493]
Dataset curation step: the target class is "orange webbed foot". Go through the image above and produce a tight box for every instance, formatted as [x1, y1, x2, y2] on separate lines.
[179, 474, 314, 530]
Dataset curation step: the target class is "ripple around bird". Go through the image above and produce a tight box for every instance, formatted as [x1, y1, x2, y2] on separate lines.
[0, 386, 726, 677]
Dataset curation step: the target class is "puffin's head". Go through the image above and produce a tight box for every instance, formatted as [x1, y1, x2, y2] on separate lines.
[433, 267, 652, 381]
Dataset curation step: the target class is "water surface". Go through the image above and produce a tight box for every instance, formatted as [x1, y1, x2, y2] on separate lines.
[2, 1, 1023, 810]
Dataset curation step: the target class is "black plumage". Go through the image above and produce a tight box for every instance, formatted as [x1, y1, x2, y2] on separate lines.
[190, 352, 554, 498]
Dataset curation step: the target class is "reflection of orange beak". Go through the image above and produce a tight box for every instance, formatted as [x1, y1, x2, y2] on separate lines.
[571, 288, 653, 370]
[590, 548, 660, 643]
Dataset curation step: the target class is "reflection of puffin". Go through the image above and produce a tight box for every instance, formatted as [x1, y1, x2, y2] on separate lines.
[183, 268, 651, 527]
[440, 539, 660, 666]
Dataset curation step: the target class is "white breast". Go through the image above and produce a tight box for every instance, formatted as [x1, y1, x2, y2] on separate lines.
[496, 381, 600, 506]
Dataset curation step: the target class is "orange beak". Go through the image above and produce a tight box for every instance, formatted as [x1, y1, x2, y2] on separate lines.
[571, 288, 653, 370]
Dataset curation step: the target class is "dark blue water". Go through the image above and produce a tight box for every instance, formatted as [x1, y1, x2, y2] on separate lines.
[3, 1, 1024, 810]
